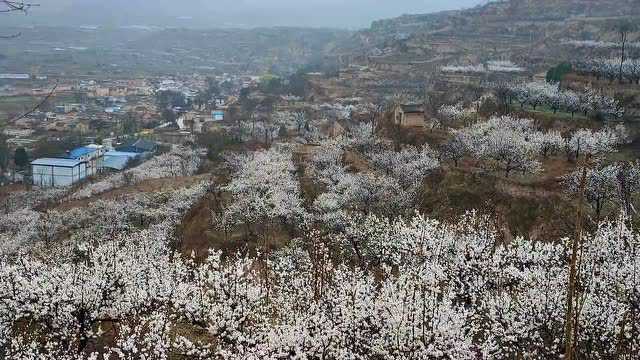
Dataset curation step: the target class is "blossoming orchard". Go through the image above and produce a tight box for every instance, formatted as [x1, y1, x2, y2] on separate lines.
[2, 1, 640, 358]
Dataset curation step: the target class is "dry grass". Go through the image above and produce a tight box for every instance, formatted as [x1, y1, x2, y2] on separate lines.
[177, 195, 295, 261]
[55, 175, 212, 211]
[0, 183, 27, 203]
[420, 163, 576, 241]
[344, 150, 370, 173]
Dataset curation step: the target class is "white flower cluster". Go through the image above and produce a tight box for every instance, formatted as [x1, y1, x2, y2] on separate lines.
[505, 81, 624, 119]
[564, 40, 640, 49]
[442, 64, 488, 73]
[438, 103, 476, 123]
[271, 111, 308, 132]
[1, 208, 639, 358]
[215, 147, 305, 233]
[575, 58, 640, 84]
[366, 145, 440, 190]
[312, 100, 381, 123]
[1, 187, 67, 213]
[456, 116, 559, 176]
[567, 125, 628, 159]
[442, 60, 525, 74]
[454, 116, 626, 175]
[0, 181, 210, 256]
[309, 131, 439, 228]
[564, 161, 640, 218]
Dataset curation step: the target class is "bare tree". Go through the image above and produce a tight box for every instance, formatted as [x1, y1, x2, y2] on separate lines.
[614, 20, 638, 83]
[564, 155, 592, 360]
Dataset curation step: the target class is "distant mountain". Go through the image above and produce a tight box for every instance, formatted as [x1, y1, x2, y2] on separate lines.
[339, 0, 640, 70]
[3, 0, 638, 76]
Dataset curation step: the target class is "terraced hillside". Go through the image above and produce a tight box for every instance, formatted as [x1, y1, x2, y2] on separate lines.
[341, 0, 640, 73]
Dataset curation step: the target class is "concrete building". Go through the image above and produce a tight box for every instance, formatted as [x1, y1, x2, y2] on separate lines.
[31, 158, 88, 188]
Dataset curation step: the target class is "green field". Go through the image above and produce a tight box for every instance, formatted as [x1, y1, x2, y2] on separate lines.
[0, 93, 80, 121]
[0, 96, 42, 121]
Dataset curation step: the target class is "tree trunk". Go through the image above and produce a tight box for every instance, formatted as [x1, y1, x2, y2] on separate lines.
[620, 31, 628, 83]
[564, 157, 590, 360]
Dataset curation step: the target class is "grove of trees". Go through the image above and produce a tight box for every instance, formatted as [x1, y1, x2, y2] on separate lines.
[1, 181, 639, 358]
[495, 81, 624, 119]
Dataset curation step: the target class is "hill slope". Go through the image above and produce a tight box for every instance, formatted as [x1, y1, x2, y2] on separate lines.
[341, 0, 640, 70]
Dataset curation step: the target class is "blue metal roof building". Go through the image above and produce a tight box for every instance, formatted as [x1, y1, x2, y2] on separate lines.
[68, 146, 97, 159]
[117, 139, 157, 154]
[102, 151, 141, 171]
[67, 145, 106, 177]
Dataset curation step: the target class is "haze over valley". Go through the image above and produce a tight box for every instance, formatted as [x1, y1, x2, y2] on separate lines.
[7, 0, 485, 28]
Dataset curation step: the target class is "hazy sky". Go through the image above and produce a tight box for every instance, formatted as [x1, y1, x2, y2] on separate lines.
[11, 0, 485, 29]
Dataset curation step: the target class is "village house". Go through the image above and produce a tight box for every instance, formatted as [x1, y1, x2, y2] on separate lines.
[93, 87, 110, 97]
[394, 104, 426, 127]
[68, 144, 106, 177]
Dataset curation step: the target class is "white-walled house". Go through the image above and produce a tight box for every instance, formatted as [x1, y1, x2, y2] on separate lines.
[68, 145, 105, 176]
[31, 158, 88, 188]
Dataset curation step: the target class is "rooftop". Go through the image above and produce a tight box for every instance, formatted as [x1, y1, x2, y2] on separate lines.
[31, 158, 85, 167]
[68, 146, 98, 159]
[400, 104, 424, 114]
[105, 151, 141, 158]
[133, 138, 156, 149]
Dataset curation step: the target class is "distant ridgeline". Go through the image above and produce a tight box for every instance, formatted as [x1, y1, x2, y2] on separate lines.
[345, 0, 640, 75]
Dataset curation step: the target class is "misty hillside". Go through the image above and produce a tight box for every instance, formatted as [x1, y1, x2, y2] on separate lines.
[2, 0, 638, 75]
[125, 27, 351, 71]
[370, 0, 640, 31]
[0, 26, 351, 75]
[341, 0, 640, 69]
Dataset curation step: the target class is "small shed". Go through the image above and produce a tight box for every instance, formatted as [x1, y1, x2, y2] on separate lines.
[31, 158, 88, 188]
[394, 104, 426, 127]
